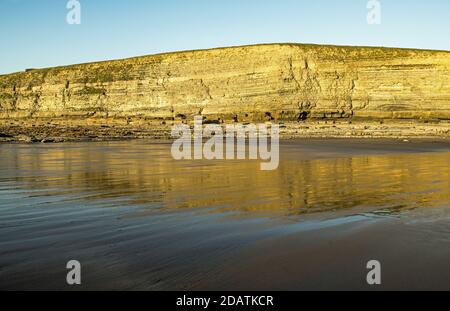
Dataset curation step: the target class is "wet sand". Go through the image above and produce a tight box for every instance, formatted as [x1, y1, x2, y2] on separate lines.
[0, 139, 449, 290]
[201, 210, 450, 291]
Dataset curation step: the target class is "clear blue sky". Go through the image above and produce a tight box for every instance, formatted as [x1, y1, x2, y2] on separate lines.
[1, 0, 449, 74]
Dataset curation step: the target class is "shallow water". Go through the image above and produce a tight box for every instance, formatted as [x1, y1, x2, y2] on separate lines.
[0, 140, 449, 290]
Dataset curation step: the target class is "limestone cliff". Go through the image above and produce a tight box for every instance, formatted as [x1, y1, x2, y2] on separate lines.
[1, 43, 450, 122]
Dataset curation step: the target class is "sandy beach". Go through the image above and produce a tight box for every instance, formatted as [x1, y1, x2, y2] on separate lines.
[0, 139, 449, 290]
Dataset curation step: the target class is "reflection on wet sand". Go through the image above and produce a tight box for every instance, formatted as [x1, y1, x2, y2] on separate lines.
[2, 141, 449, 216]
[0, 140, 449, 290]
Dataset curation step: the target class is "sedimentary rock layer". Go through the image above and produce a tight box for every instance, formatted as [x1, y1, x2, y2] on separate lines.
[1, 44, 450, 122]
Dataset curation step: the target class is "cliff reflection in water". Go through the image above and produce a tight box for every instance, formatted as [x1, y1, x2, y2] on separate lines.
[1, 140, 449, 217]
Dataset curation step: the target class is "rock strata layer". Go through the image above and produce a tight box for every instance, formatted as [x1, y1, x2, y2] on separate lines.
[0, 43, 450, 139]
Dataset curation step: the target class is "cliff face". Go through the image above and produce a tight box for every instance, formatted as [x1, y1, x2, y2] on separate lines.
[1, 44, 450, 122]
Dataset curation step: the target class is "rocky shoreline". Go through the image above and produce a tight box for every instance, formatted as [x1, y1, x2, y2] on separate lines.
[1, 118, 449, 143]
